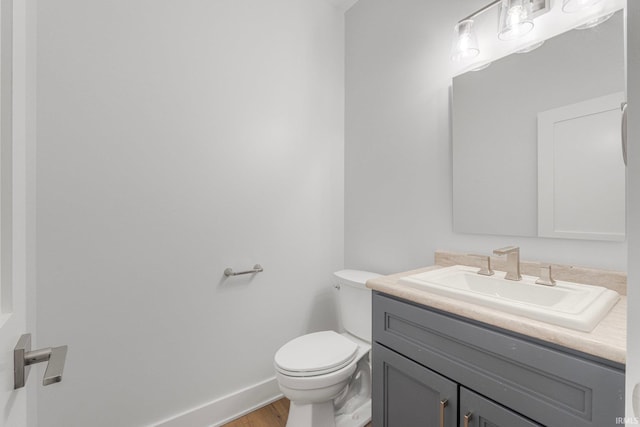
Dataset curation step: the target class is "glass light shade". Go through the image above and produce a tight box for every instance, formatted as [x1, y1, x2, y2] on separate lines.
[516, 40, 545, 53]
[498, 0, 534, 41]
[471, 62, 492, 72]
[451, 20, 480, 62]
[562, 0, 603, 13]
[575, 12, 614, 29]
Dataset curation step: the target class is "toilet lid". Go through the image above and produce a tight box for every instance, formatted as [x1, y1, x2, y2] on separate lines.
[274, 331, 358, 376]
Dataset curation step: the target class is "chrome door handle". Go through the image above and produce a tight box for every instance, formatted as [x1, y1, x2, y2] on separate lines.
[622, 102, 628, 166]
[14, 333, 68, 389]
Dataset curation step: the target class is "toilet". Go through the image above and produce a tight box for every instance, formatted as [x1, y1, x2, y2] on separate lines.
[274, 270, 381, 427]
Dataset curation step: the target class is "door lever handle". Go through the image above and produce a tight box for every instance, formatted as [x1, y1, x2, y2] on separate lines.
[14, 333, 68, 389]
[622, 101, 628, 166]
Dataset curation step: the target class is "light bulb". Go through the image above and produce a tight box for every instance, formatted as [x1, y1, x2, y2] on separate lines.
[451, 20, 480, 62]
[498, 0, 534, 41]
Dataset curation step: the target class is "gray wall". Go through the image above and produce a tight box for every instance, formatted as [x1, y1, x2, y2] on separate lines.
[36, 1, 344, 426]
[345, 0, 627, 274]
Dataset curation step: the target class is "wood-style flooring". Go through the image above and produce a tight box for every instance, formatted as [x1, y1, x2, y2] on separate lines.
[223, 398, 372, 427]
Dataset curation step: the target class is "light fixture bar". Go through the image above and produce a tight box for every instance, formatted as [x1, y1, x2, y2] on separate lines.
[460, 0, 501, 23]
[459, 0, 548, 23]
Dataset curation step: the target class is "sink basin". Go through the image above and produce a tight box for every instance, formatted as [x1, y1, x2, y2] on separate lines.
[398, 265, 619, 332]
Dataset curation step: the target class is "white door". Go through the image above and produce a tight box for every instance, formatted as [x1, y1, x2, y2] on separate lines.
[0, 0, 35, 425]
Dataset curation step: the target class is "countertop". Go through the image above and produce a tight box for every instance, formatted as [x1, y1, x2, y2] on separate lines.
[366, 264, 626, 365]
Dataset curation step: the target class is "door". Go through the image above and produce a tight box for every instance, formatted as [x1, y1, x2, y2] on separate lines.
[372, 342, 458, 427]
[0, 0, 34, 425]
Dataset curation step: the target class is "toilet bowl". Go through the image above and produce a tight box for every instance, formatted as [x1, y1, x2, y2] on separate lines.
[273, 270, 380, 427]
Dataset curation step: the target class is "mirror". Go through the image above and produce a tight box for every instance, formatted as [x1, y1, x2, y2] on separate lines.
[452, 10, 625, 240]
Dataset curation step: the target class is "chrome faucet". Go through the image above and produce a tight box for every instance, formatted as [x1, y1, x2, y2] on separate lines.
[493, 246, 522, 281]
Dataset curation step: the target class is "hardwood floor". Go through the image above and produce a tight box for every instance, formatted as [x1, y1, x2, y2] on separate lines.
[223, 398, 290, 427]
[223, 398, 372, 427]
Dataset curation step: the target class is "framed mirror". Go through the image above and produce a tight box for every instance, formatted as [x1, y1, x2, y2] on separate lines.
[452, 10, 625, 240]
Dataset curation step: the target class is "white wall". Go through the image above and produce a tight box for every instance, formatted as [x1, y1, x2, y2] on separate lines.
[35, 1, 345, 426]
[626, 1, 640, 420]
[345, 0, 627, 275]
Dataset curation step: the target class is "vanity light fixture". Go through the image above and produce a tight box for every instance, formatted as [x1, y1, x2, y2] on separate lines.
[451, 0, 547, 62]
[451, 19, 480, 61]
[562, 0, 603, 13]
[498, 0, 535, 40]
[451, 0, 500, 62]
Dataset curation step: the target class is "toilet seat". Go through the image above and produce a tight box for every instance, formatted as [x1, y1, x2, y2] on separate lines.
[275, 331, 359, 377]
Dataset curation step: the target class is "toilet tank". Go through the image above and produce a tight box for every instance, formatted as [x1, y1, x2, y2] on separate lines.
[334, 270, 381, 344]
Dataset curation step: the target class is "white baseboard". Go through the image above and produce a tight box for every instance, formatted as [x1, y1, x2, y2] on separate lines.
[154, 377, 283, 427]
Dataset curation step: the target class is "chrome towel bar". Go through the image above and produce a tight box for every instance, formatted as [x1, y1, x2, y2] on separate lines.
[224, 264, 263, 277]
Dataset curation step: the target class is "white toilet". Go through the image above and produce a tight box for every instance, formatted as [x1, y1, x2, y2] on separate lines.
[274, 270, 380, 427]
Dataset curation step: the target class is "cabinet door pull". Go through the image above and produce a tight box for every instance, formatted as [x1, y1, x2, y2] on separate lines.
[439, 399, 448, 427]
[464, 412, 473, 427]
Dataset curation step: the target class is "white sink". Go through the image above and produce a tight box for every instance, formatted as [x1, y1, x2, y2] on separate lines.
[398, 265, 619, 332]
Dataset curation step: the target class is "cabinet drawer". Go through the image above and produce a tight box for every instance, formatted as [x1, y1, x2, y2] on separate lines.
[460, 387, 542, 427]
[373, 293, 625, 427]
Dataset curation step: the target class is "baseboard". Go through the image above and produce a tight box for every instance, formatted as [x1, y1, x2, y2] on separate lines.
[154, 377, 283, 427]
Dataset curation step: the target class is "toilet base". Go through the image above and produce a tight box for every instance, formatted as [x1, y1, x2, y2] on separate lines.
[284, 398, 371, 427]
[286, 401, 336, 427]
[336, 398, 371, 427]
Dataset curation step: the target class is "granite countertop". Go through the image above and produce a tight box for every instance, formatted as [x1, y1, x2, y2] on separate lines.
[366, 263, 627, 365]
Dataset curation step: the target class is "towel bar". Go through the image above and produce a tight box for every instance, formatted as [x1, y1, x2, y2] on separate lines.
[224, 264, 263, 277]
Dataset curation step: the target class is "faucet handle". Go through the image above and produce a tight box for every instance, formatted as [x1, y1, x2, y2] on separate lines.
[468, 254, 494, 276]
[535, 264, 556, 287]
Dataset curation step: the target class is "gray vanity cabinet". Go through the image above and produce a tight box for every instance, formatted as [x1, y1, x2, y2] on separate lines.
[371, 292, 625, 427]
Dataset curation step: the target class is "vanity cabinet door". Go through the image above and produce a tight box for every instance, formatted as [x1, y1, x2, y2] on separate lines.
[459, 388, 542, 427]
[372, 342, 457, 427]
